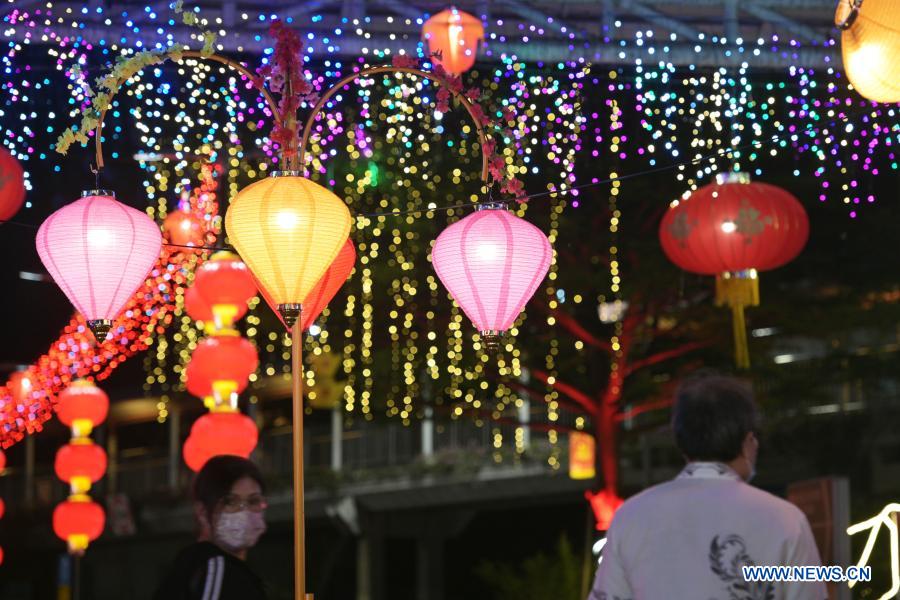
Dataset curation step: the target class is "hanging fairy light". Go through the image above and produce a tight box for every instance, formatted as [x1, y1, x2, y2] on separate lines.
[36, 191, 163, 341]
[432, 203, 552, 351]
[659, 173, 809, 368]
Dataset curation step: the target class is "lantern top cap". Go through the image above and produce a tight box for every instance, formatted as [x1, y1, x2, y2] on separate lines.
[476, 201, 508, 211]
[715, 172, 751, 185]
[209, 250, 239, 262]
[270, 170, 303, 178]
[80, 189, 116, 199]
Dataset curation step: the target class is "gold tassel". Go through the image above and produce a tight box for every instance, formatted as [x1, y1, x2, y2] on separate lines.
[715, 271, 759, 369]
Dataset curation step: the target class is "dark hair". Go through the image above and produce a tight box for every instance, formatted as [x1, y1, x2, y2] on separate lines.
[192, 456, 265, 519]
[672, 374, 760, 463]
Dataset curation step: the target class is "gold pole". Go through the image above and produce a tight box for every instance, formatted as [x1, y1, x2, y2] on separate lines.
[731, 304, 750, 370]
[291, 319, 308, 599]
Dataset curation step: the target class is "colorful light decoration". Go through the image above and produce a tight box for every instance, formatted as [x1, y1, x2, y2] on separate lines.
[193, 251, 257, 330]
[255, 239, 357, 331]
[422, 8, 484, 75]
[53, 379, 108, 554]
[659, 173, 809, 368]
[432, 204, 552, 350]
[35, 190, 163, 341]
[837, 0, 900, 104]
[0, 147, 25, 222]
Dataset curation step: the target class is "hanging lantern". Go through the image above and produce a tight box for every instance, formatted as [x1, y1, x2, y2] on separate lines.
[36, 190, 163, 341]
[193, 251, 257, 329]
[183, 412, 259, 472]
[0, 497, 5, 520]
[184, 360, 252, 410]
[422, 8, 484, 75]
[255, 239, 356, 331]
[0, 147, 25, 222]
[659, 173, 809, 368]
[432, 204, 552, 350]
[54, 442, 108, 494]
[189, 334, 258, 407]
[183, 285, 226, 336]
[837, 0, 900, 103]
[56, 380, 109, 437]
[0, 449, 6, 472]
[53, 497, 105, 553]
[7, 370, 33, 405]
[568, 432, 596, 481]
[162, 210, 204, 247]
[225, 172, 352, 327]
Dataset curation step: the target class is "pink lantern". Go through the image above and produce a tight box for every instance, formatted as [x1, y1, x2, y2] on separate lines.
[432, 204, 552, 349]
[36, 190, 163, 341]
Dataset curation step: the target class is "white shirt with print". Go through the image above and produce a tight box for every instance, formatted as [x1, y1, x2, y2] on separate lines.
[589, 462, 828, 600]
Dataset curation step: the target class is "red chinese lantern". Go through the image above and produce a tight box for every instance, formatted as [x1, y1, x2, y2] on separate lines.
[432, 205, 552, 350]
[659, 173, 809, 367]
[0, 449, 6, 471]
[53, 497, 105, 553]
[193, 251, 257, 329]
[163, 210, 204, 247]
[54, 442, 108, 493]
[189, 334, 258, 405]
[184, 360, 251, 410]
[56, 380, 109, 437]
[183, 412, 258, 472]
[0, 147, 25, 222]
[422, 8, 484, 75]
[256, 239, 356, 331]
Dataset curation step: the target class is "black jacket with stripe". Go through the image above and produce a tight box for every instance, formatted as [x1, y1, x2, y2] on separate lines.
[153, 541, 268, 600]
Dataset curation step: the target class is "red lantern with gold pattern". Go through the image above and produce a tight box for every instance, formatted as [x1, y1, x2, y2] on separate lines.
[421, 8, 484, 75]
[56, 380, 109, 437]
[189, 334, 258, 405]
[53, 497, 105, 553]
[193, 251, 257, 329]
[0, 147, 25, 222]
[659, 173, 809, 367]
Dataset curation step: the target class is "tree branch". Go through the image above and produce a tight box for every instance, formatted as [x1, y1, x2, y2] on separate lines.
[531, 369, 597, 415]
[625, 341, 711, 377]
[506, 380, 590, 416]
[542, 305, 612, 353]
[616, 398, 673, 422]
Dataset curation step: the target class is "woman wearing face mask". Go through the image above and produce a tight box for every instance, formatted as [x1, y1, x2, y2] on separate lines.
[153, 455, 268, 600]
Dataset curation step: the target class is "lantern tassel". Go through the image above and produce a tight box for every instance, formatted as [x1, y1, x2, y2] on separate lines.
[715, 271, 759, 369]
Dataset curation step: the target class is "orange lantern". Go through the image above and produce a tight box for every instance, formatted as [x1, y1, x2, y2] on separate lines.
[255, 239, 356, 331]
[422, 8, 484, 75]
[56, 380, 109, 437]
[568, 432, 596, 480]
[54, 442, 108, 493]
[183, 412, 258, 472]
[163, 210, 204, 247]
[189, 334, 258, 406]
[53, 497, 105, 553]
[193, 251, 257, 329]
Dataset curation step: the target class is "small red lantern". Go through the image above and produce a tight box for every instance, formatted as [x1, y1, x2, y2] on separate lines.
[193, 251, 257, 329]
[54, 442, 108, 493]
[184, 361, 251, 409]
[8, 370, 34, 405]
[0, 497, 5, 520]
[163, 210, 204, 247]
[183, 412, 258, 472]
[659, 173, 809, 367]
[189, 334, 258, 405]
[256, 239, 356, 331]
[185, 284, 249, 330]
[53, 497, 105, 553]
[56, 380, 109, 437]
[422, 8, 484, 75]
[0, 147, 25, 222]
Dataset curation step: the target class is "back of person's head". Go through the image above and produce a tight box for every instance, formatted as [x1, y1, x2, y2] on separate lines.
[192, 455, 265, 521]
[672, 373, 760, 463]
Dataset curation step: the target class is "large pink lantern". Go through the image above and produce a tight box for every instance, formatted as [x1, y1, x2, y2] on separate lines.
[432, 204, 552, 349]
[36, 190, 162, 341]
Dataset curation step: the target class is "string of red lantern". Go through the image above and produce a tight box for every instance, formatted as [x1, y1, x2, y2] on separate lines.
[0, 164, 221, 448]
[52, 380, 109, 554]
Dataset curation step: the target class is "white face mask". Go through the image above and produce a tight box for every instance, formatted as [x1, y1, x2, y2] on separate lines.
[214, 510, 266, 552]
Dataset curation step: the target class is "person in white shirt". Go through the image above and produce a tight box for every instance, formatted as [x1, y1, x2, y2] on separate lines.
[589, 374, 827, 600]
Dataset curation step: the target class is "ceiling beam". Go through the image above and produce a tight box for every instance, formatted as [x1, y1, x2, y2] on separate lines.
[625, 1, 702, 40]
[741, 4, 826, 43]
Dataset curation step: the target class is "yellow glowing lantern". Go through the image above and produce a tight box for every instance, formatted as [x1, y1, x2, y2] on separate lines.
[569, 432, 596, 480]
[224, 172, 352, 326]
[837, 0, 900, 103]
[422, 8, 484, 75]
